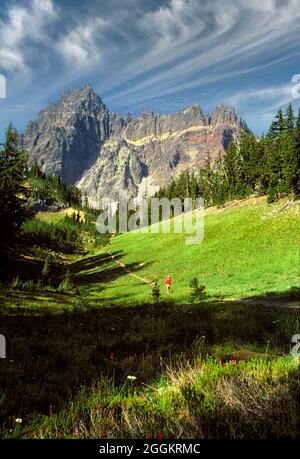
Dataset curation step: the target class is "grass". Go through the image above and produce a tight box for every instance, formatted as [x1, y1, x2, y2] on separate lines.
[0, 195, 299, 438]
[2, 196, 298, 309]
[102, 196, 300, 304]
[16, 355, 299, 439]
[0, 302, 299, 439]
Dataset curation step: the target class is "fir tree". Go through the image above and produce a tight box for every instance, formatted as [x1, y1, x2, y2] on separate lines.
[0, 125, 32, 268]
[285, 103, 295, 133]
[292, 109, 300, 196]
[223, 139, 240, 198]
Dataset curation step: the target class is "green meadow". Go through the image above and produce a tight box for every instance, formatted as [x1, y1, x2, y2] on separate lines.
[0, 195, 299, 439]
[77, 196, 299, 306]
[3, 195, 298, 309]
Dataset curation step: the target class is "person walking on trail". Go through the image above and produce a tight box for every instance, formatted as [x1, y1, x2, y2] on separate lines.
[165, 274, 172, 294]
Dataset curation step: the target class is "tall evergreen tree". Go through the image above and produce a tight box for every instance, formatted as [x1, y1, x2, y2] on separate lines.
[292, 109, 300, 196]
[223, 139, 240, 198]
[0, 125, 32, 270]
[268, 108, 285, 139]
[285, 103, 295, 133]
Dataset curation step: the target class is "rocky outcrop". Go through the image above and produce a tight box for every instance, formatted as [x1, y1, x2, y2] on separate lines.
[24, 85, 109, 184]
[24, 85, 246, 202]
[77, 140, 145, 200]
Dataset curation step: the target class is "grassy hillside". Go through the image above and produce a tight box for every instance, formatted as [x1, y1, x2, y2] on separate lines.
[0, 196, 299, 439]
[1, 196, 298, 310]
[83, 196, 299, 305]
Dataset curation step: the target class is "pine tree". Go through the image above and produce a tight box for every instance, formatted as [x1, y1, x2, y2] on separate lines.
[267, 109, 285, 139]
[285, 104, 295, 133]
[276, 109, 286, 133]
[189, 277, 207, 302]
[0, 125, 32, 267]
[190, 170, 199, 205]
[2, 124, 19, 160]
[237, 129, 261, 195]
[223, 139, 240, 199]
[265, 110, 288, 200]
[199, 151, 215, 206]
[292, 109, 300, 196]
[84, 191, 89, 209]
[257, 135, 270, 194]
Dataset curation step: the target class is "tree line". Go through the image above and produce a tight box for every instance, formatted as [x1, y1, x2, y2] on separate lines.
[29, 162, 83, 207]
[156, 104, 300, 207]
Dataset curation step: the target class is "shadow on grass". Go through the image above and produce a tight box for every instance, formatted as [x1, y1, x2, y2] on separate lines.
[70, 250, 152, 286]
[4, 243, 67, 287]
[212, 286, 300, 308]
[0, 292, 298, 430]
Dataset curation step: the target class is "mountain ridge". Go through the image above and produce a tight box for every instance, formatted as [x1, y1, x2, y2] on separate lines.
[24, 85, 246, 201]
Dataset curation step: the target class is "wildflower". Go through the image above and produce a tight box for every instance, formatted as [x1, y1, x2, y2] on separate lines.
[15, 418, 22, 424]
[156, 431, 165, 439]
[127, 375, 137, 381]
[110, 352, 115, 362]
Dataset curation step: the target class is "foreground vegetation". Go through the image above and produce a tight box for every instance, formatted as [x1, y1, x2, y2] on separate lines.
[0, 302, 299, 439]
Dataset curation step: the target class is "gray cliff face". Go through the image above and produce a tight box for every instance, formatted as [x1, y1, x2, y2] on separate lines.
[77, 140, 145, 200]
[24, 85, 246, 201]
[123, 104, 207, 141]
[24, 86, 109, 184]
[210, 104, 244, 127]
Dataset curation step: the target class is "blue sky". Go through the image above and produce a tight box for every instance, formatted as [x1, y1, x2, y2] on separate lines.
[0, 0, 300, 140]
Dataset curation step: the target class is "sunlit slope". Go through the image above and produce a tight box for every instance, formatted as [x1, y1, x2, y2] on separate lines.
[108, 197, 299, 302]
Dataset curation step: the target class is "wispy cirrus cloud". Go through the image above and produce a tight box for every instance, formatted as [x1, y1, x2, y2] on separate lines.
[0, 0, 57, 72]
[0, 0, 300, 137]
[104, 0, 300, 105]
[225, 85, 294, 108]
[55, 16, 111, 68]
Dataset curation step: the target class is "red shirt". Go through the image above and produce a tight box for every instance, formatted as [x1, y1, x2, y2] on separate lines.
[165, 278, 172, 285]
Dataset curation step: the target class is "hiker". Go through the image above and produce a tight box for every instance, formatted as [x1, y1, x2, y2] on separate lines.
[165, 274, 172, 294]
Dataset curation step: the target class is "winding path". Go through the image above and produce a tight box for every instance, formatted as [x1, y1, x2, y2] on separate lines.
[106, 250, 151, 285]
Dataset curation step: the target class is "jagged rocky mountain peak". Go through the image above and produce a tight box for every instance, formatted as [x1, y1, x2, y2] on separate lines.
[23, 85, 246, 201]
[211, 104, 243, 127]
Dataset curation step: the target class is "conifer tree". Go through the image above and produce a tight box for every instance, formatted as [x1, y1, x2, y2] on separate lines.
[0, 125, 31, 266]
[292, 109, 300, 196]
[223, 139, 240, 198]
[285, 103, 295, 133]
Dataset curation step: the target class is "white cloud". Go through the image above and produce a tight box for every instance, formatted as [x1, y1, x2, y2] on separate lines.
[103, 0, 300, 104]
[56, 17, 109, 68]
[0, 0, 57, 72]
[225, 84, 293, 108]
[1, 0, 300, 135]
